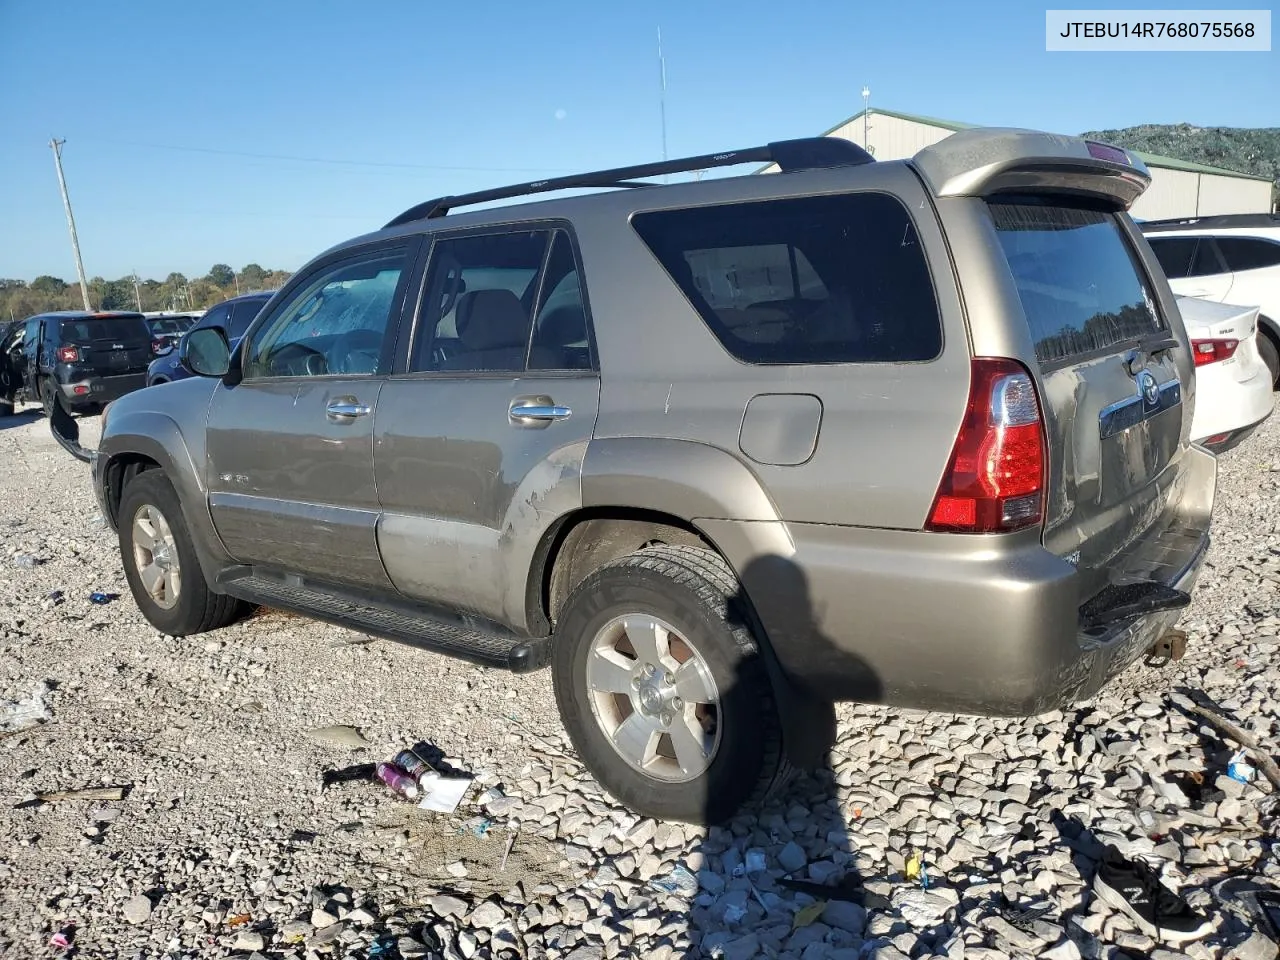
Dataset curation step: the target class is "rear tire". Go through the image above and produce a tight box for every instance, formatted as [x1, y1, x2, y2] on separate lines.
[552, 544, 789, 824]
[118, 470, 248, 636]
[39, 379, 56, 418]
[1257, 328, 1279, 389]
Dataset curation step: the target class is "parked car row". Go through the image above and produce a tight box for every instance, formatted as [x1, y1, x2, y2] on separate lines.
[79, 128, 1266, 823]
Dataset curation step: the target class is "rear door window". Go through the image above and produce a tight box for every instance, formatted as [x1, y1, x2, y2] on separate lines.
[1147, 237, 1196, 278]
[228, 299, 268, 340]
[632, 193, 942, 364]
[1214, 237, 1280, 272]
[989, 199, 1164, 365]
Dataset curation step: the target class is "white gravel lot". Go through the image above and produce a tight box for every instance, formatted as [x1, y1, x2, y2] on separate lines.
[2, 400, 1280, 960]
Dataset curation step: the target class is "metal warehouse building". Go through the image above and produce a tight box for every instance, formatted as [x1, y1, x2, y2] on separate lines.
[762, 108, 1276, 220]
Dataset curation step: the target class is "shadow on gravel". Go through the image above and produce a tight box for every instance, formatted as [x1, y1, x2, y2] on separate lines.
[678, 555, 883, 958]
[0, 410, 41, 431]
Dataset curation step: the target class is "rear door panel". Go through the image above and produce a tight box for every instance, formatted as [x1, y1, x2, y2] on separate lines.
[983, 199, 1190, 597]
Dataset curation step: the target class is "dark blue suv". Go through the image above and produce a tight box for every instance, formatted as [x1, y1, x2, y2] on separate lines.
[147, 292, 272, 386]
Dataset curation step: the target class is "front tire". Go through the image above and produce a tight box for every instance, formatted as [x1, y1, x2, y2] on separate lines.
[118, 470, 247, 635]
[552, 544, 788, 824]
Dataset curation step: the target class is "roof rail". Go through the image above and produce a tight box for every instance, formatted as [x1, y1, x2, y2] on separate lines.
[1140, 212, 1280, 231]
[383, 137, 874, 228]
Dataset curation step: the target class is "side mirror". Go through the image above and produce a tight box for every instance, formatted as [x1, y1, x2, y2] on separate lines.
[180, 327, 231, 378]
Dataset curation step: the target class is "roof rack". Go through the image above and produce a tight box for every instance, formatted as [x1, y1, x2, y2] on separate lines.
[383, 137, 874, 228]
[1139, 212, 1280, 231]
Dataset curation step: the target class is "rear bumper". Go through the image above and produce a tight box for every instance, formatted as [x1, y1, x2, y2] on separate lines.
[703, 446, 1217, 717]
[59, 372, 148, 407]
[1191, 361, 1275, 447]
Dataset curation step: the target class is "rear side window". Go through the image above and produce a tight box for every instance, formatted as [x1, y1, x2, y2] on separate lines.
[228, 299, 267, 339]
[632, 193, 943, 365]
[990, 200, 1164, 365]
[59, 317, 150, 343]
[1215, 237, 1280, 272]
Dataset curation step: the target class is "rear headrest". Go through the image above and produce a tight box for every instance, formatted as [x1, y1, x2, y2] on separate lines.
[456, 289, 529, 351]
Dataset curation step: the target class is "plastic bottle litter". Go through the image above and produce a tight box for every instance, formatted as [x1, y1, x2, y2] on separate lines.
[13, 555, 42, 570]
[648, 864, 698, 897]
[1228, 749, 1257, 784]
[375, 762, 419, 799]
[89, 592, 118, 605]
[1, 682, 53, 735]
[393, 748, 433, 779]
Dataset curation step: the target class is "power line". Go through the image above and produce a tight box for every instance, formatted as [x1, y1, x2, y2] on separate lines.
[91, 138, 574, 174]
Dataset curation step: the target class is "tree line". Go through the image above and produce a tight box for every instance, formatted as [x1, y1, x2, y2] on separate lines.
[0, 264, 294, 323]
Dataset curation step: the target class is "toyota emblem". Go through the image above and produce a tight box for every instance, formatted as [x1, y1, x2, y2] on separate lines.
[1136, 370, 1160, 406]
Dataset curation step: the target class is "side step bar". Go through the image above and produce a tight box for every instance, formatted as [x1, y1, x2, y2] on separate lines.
[219, 571, 550, 673]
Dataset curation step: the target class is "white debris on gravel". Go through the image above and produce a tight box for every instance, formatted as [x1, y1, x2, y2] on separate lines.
[3, 404, 1280, 959]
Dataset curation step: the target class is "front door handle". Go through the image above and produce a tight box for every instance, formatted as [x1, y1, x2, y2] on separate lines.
[509, 397, 572, 426]
[326, 397, 371, 421]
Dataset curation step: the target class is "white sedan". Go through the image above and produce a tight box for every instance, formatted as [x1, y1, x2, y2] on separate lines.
[1179, 296, 1274, 452]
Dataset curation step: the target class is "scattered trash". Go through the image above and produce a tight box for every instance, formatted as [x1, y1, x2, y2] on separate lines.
[47, 590, 64, 606]
[321, 762, 377, 789]
[1228, 749, 1257, 784]
[49, 931, 72, 952]
[307, 724, 372, 750]
[35, 785, 128, 803]
[905, 852, 922, 882]
[792, 900, 827, 929]
[500, 831, 517, 872]
[649, 864, 698, 897]
[368, 939, 396, 958]
[13, 555, 42, 569]
[225, 913, 252, 928]
[417, 769, 473, 813]
[460, 817, 494, 837]
[1180, 697, 1280, 793]
[998, 897, 1054, 931]
[375, 762, 419, 800]
[1, 682, 52, 735]
[88, 591, 118, 605]
[394, 748, 433, 779]
[778, 876, 868, 905]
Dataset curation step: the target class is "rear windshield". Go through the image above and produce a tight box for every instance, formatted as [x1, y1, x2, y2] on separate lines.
[632, 193, 943, 365]
[59, 317, 151, 343]
[989, 199, 1164, 364]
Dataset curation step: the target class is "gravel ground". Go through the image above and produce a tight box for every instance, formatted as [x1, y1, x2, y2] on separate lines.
[3, 401, 1280, 960]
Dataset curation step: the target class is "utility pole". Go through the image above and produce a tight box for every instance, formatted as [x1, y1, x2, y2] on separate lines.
[861, 87, 871, 152]
[658, 27, 668, 181]
[49, 138, 92, 312]
[131, 271, 143, 311]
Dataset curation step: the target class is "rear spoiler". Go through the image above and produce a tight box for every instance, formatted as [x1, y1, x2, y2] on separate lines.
[910, 128, 1151, 210]
[49, 395, 93, 464]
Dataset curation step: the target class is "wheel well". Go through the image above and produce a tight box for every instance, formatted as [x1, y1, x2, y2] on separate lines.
[103, 454, 161, 526]
[529, 509, 718, 633]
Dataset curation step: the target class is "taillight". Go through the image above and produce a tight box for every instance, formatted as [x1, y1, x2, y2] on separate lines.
[57, 345, 80, 363]
[926, 357, 1046, 534]
[1191, 338, 1239, 366]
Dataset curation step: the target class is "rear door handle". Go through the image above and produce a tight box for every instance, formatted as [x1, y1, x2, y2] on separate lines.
[326, 397, 371, 421]
[509, 398, 572, 425]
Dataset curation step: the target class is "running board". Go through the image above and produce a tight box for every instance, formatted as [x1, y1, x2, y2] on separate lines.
[219, 572, 550, 672]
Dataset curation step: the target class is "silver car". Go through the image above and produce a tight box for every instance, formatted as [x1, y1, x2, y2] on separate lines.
[87, 128, 1215, 823]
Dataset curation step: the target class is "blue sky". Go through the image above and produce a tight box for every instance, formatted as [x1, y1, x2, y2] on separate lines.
[1, 0, 1274, 281]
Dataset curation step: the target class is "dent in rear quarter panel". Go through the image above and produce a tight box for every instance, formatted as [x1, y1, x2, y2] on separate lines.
[576, 162, 972, 529]
[97, 377, 232, 573]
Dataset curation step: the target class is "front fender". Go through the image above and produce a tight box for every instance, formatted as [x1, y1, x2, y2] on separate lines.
[98, 408, 234, 576]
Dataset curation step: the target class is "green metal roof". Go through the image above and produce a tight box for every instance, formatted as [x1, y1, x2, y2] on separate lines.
[793, 107, 1273, 182]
